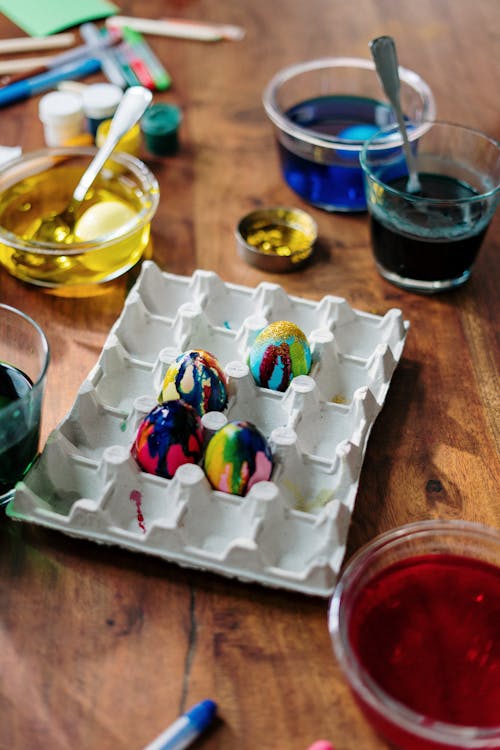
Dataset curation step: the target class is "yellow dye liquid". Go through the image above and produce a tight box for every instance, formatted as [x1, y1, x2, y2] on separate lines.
[245, 222, 312, 264]
[0, 164, 154, 288]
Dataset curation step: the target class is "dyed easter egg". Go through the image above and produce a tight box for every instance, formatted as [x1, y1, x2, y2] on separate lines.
[204, 420, 273, 496]
[131, 400, 204, 479]
[338, 123, 380, 141]
[74, 200, 136, 241]
[249, 320, 311, 391]
[159, 349, 228, 416]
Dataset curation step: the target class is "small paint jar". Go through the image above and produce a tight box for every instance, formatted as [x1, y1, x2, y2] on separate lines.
[236, 206, 317, 272]
[141, 103, 182, 156]
[38, 90, 85, 147]
[81, 83, 123, 137]
[96, 119, 141, 158]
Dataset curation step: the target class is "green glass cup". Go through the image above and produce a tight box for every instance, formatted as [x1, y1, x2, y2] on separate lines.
[360, 121, 500, 293]
[0, 304, 50, 505]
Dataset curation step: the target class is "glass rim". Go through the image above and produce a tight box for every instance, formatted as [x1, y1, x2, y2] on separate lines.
[328, 519, 500, 747]
[359, 119, 500, 203]
[262, 56, 436, 152]
[0, 303, 50, 390]
[0, 146, 160, 256]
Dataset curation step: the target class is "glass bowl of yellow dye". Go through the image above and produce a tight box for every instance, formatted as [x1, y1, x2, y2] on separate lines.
[0, 147, 159, 292]
[236, 206, 317, 272]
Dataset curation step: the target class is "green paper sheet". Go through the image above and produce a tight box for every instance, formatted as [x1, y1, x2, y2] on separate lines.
[0, 0, 119, 37]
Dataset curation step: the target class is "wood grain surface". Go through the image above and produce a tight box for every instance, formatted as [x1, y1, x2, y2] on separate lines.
[1, 1, 499, 749]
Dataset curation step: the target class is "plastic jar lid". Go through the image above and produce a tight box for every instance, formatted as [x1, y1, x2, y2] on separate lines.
[141, 103, 182, 155]
[39, 90, 83, 125]
[81, 83, 123, 119]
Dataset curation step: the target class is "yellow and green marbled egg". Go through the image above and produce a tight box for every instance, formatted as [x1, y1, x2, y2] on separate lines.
[249, 320, 311, 391]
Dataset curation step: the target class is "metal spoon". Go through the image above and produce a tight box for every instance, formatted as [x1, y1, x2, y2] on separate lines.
[369, 35, 421, 194]
[34, 85, 153, 242]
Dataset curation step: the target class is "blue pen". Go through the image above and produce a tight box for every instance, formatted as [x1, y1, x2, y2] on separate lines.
[142, 699, 217, 750]
[0, 58, 101, 108]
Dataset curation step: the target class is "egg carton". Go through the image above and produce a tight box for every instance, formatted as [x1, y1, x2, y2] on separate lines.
[8, 261, 409, 596]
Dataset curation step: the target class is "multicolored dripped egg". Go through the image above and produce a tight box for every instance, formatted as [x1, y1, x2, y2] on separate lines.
[248, 320, 311, 391]
[131, 400, 204, 479]
[159, 349, 228, 416]
[204, 420, 273, 496]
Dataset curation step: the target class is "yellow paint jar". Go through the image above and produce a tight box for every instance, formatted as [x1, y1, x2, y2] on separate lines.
[96, 119, 142, 158]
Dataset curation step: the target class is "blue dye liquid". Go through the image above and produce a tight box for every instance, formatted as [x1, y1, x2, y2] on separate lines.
[278, 95, 394, 212]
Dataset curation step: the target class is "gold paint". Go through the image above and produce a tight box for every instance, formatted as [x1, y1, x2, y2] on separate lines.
[283, 479, 335, 513]
[245, 223, 311, 262]
[332, 393, 348, 405]
[238, 207, 317, 265]
[259, 320, 306, 341]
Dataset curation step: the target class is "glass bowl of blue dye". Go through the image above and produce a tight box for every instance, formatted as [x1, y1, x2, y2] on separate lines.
[262, 57, 435, 212]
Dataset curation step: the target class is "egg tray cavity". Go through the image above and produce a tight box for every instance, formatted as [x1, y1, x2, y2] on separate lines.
[8, 261, 409, 596]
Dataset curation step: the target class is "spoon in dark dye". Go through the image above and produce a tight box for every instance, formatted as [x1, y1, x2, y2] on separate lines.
[369, 35, 422, 194]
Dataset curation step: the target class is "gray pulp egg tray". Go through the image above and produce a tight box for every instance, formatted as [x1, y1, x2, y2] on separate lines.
[8, 262, 409, 596]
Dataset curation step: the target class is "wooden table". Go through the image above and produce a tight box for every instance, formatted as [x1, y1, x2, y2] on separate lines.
[1, 1, 499, 748]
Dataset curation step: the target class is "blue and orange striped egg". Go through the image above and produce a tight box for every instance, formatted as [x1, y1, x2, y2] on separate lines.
[131, 400, 204, 479]
[249, 320, 311, 391]
[204, 420, 273, 496]
[159, 349, 228, 416]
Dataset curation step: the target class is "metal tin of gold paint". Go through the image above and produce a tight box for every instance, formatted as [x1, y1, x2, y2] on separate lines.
[236, 206, 317, 272]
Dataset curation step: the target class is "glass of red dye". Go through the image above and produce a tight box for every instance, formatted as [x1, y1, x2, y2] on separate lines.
[329, 520, 500, 750]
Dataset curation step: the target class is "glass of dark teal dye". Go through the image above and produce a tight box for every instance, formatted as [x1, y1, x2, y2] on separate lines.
[0, 305, 50, 506]
[263, 57, 435, 212]
[360, 121, 500, 293]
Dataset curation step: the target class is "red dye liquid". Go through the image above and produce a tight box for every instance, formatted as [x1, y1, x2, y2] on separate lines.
[129, 489, 146, 533]
[348, 554, 500, 749]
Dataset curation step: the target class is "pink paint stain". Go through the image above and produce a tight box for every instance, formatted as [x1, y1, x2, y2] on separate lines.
[130, 489, 146, 533]
[246, 450, 273, 492]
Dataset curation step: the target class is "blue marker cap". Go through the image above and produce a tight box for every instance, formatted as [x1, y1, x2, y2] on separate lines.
[186, 699, 217, 732]
[142, 698, 218, 750]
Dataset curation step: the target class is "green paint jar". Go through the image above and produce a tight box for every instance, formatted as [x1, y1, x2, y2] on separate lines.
[141, 103, 182, 156]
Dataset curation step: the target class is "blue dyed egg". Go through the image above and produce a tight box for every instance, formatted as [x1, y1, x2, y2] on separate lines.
[159, 349, 228, 416]
[249, 320, 311, 391]
[131, 400, 204, 479]
[338, 123, 380, 140]
[204, 420, 273, 496]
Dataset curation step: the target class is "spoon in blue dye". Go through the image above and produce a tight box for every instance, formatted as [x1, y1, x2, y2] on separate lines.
[369, 35, 422, 194]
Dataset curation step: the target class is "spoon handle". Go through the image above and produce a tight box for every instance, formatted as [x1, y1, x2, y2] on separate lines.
[72, 86, 152, 203]
[369, 35, 421, 193]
